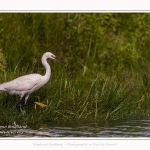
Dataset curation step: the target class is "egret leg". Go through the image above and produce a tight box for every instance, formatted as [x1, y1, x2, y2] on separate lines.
[20, 95, 35, 108]
[21, 95, 30, 107]
[24, 95, 29, 105]
[16, 95, 24, 109]
[16, 95, 26, 116]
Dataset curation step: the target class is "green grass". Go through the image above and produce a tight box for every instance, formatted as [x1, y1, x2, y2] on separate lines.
[0, 68, 150, 125]
[1, 13, 150, 125]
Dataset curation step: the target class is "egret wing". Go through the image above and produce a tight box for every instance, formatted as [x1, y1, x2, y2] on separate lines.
[1, 74, 43, 91]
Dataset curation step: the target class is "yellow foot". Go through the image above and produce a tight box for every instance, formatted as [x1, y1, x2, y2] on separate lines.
[34, 102, 46, 110]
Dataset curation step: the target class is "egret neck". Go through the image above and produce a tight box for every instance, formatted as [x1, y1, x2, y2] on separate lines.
[42, 54, 51, 82]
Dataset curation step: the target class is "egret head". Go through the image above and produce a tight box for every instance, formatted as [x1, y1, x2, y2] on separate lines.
[44, 52, 65, 64]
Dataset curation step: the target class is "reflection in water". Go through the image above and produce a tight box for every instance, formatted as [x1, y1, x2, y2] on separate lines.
[0, 118, 150, 137]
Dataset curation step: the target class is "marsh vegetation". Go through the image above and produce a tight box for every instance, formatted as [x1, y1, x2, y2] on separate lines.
[0, 13, 150, 125]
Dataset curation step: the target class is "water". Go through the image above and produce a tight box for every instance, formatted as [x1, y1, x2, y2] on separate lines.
[0, 118, 150, 137]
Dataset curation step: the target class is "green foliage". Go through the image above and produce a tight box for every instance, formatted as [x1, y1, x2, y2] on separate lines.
[0, 13, 150, 124]
[0, 49, 6, 72]
[0, 70, 149, 124]
[0, 13, 150, 74]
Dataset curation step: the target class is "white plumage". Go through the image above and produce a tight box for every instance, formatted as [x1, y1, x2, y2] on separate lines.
[0, 52, 64, 107]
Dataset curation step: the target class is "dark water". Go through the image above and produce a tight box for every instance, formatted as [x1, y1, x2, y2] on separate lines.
[0, 118, 150, 137]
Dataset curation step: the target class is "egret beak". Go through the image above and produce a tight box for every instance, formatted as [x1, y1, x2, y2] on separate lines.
[53, 56, 65, 64]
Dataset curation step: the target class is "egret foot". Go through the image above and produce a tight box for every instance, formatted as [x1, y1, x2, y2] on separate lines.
[34, 102, 46, 109]
[16, 101, 46, 110]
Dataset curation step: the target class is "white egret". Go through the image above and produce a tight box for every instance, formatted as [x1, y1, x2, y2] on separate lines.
[0, 52, 64, 108]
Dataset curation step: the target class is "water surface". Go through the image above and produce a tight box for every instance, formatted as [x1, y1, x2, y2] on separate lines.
[0, 118, 150, 137]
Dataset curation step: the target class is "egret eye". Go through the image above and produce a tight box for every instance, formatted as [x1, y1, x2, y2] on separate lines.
[51, 55, 56, 58]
